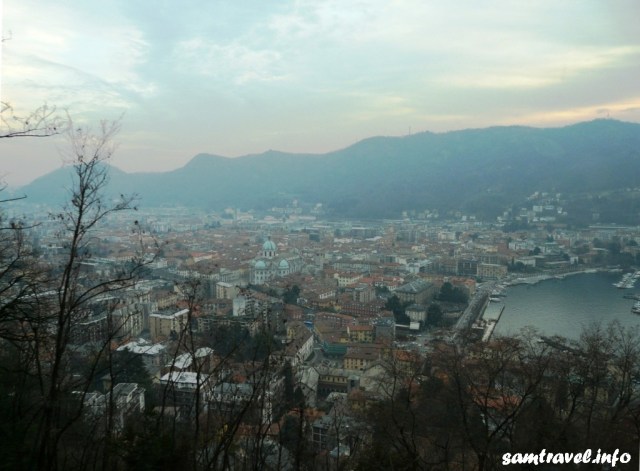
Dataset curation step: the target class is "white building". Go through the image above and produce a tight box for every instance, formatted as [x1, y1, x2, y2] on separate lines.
[250, 237, 302, 285]
[149, 308, 189, 341]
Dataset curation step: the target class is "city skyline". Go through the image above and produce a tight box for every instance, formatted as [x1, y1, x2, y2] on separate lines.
[2, 0, 640, 186]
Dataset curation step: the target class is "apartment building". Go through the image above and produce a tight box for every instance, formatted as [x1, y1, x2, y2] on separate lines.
[149, 308, 189, 341]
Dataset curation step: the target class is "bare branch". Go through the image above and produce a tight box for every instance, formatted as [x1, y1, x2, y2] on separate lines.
[1, 101, 69, 139]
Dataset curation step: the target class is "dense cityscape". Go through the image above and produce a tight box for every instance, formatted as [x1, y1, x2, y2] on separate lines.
[3, 0, 640, 468]
[3, 152, 640, 468]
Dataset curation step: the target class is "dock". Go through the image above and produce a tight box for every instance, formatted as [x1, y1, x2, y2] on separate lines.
[481, 304, 505, 342]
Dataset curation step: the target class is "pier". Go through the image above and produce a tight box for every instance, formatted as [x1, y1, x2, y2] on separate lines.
[453, 279, 511, 344]
[454, 289, 489, 333]
[480, 304, 505, 342]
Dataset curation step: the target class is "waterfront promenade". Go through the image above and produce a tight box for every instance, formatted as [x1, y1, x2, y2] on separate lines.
[454, 268, 616, 342]
[454, 286, 490, 332]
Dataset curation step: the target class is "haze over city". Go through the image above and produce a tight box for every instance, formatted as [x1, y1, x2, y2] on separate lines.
[4, 3, 640, 467]
[2, 0, 640, 186]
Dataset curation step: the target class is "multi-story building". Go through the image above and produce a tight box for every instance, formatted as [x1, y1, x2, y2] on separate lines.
[210, 370, 284, 424]
[82, 382, 145, 435]
[117, 339, 168, 377]
[215, 281, 238, 300]
[250, 237, 303, 285]
[352, 284, 375, 303]
[72, 312, 108, 345]
[311, 404, 361, 452]
[335, 272, 363, 288]
[111, 383, 146, 432]
[111, 305, 145, 341]
[282, 321, 314, 367]
[338, 299, 386, 318]
[158, 371, 211, 417]
[406, 304, 428, 324]
[374, 317, 396, 343]
[317, 368, 351, 397]
[395, 279, 437, 305]
[457, 259, 479, 276]
[346, 325, 374, 343]
[149, 308, 189, 341]
[343, 345, 381, 370]
[477, 263, 508, 280]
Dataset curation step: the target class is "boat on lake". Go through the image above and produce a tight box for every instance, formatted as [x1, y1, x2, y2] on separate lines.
[614, 272, 637, 289]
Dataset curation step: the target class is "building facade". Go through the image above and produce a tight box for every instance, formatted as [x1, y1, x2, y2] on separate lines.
[250, 237, 303, 285]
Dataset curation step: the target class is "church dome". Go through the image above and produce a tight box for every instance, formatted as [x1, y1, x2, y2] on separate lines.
[278, 259, 290, 269]
[262, 238, 277, 252]
[255, 260, 267, 270]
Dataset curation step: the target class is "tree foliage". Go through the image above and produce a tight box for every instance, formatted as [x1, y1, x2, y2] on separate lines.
[437, 281, 468, 303]
[426, 303, 443, 327]
[385, 294, 410, 324]
[352, 323, 640, 470]
[283, 284, 300, 305]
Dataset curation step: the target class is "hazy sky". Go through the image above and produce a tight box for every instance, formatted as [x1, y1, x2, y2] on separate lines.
[1, 0, 640, 186]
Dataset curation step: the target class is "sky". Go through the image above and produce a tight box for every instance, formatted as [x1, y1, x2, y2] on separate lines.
[1, 0, 640, 187]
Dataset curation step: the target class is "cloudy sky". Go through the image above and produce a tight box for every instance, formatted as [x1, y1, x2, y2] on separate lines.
[1, 0, 639, 186]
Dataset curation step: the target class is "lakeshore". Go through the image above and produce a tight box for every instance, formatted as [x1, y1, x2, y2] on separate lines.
[468, 268, 640, 342]
[502, 268, 602, 287]
[475, 268, 640, 340]
[479, 303, 504, 342]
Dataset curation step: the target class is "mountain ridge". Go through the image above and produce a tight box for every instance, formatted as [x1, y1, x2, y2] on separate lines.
[18, 119, 640, 222]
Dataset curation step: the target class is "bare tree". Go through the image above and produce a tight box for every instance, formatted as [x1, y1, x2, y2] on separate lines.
[0, 118, 154, 469]
[0, 101, 68, 139]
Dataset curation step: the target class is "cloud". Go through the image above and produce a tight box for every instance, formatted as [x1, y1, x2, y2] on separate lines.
[2, 1, 154, 118]
[505, 97, 640, 127]
[268, 0, 383, 43]
[173, 39, 287, 84]
[434, 45, 640, 90]
[2, 0, 640, 187]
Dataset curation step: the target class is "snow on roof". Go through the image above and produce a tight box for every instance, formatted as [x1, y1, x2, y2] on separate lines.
[117, 339, 166, 356]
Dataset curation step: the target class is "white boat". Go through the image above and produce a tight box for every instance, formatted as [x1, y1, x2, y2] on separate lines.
[615, 272, 637, 289]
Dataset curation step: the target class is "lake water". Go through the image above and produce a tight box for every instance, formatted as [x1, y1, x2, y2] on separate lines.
[494, 271, 640, 339]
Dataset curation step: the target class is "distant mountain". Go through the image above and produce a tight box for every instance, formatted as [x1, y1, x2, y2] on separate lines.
[18, 119, 640, 222]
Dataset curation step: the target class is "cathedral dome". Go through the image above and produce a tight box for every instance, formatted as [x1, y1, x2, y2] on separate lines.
[255, 260, 267, 270]
[262, 239, 277, 252]
[278, 259, 290, 269]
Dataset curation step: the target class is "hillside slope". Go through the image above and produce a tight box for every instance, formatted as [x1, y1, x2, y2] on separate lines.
[19, 119, 640, 221]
